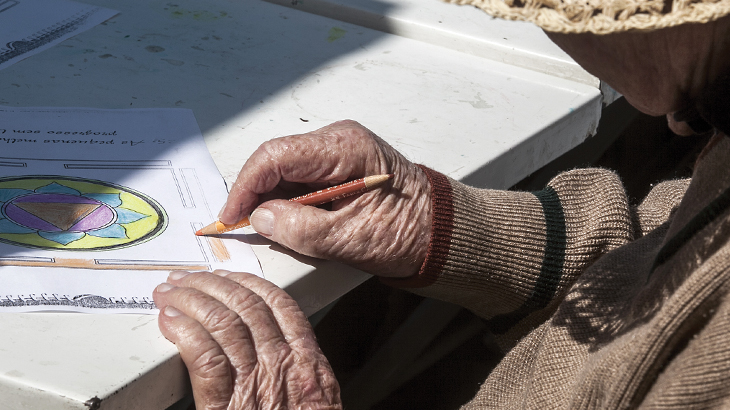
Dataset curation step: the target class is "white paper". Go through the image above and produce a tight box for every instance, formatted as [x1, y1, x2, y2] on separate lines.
[0, 107, 263, 313]
[0, 0, 118, 70]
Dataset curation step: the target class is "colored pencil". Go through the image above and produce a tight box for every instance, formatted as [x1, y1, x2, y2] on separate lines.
[195, 174, 394, 236]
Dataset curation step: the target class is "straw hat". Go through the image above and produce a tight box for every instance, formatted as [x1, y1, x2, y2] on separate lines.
[447, 0, 730, 34]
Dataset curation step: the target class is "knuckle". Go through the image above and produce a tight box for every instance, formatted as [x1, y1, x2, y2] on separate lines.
[189, 343, 229, 377]
[200, 305, 240, 334]
[336, 119, 357, 126]
[263, 288, 298, 312]
[258, 138, 284, 160]
[227, 288, 267, 315]
[281, 353, 340, 406]
[174, 286, 212, 309]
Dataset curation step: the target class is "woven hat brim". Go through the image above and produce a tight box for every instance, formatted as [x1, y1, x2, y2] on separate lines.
[448, 0, 730, 34]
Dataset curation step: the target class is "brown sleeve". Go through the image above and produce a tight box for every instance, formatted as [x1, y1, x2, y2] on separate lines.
[632, 178, 691, 237]
[384, 166, 655, 336]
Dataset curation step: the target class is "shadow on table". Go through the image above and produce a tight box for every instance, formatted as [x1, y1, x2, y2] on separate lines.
[0, 0, 396, 272]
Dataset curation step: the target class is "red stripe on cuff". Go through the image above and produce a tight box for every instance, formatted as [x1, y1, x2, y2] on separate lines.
[382, 165, 453, 288]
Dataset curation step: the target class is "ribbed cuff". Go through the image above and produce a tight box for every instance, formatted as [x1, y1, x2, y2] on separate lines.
[381, 165, 453, 288]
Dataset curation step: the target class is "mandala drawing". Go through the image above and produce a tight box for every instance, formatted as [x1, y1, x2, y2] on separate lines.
[0, 176, 167, 251]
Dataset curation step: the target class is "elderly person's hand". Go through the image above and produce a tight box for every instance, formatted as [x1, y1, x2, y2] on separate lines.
[219, 120, 432, 278]
[154, 270, 342, 410]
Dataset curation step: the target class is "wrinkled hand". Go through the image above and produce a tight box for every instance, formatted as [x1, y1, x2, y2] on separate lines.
[154, 270, 342, 410]
[220, 120, 432, 278]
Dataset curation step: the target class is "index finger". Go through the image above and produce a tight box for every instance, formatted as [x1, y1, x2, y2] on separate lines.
[220, 122, 373, 224]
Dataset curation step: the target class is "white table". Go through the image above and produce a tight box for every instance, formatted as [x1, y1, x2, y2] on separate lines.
[0, 0, 608, 408]
[264, 0, 598, 86]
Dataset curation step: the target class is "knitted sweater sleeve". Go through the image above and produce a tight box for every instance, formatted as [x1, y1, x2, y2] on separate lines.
[382, 166, 685, 339]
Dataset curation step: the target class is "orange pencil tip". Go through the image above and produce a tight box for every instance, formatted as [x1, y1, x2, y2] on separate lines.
[194, 229, 203, 236]
[387, 173, 395, 179]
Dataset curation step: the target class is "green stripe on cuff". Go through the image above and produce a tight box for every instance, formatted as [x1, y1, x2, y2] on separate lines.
[488, 186, 566, 334]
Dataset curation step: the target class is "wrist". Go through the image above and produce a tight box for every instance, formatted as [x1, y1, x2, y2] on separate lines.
[382, 165, 453, 287]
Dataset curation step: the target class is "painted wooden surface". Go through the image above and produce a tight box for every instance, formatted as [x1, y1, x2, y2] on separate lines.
[263, 0, 599, 86]
[0, 0, 603, 408]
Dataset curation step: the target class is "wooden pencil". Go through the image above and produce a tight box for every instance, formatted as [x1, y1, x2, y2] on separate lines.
[195, 173, 394, 236]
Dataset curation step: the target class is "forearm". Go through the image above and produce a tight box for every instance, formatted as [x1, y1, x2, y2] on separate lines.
[385, 167, 636, 334]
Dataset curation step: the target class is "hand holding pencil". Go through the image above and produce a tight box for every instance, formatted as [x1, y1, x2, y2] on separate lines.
[216, 120, 432, 279]
[196, 174, 395, 236]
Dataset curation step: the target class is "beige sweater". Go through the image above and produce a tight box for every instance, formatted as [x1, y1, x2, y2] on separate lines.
[386, 132, 730, 409]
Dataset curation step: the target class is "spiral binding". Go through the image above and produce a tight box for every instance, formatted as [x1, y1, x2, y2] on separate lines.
[0, 293, 156, 309]
[0, 7, 101, 65]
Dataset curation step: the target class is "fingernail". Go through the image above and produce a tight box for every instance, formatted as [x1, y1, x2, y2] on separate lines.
[163, 306, 183, 317]
[213, 269, 231, 277]
[168, 271, 191, 281]
[250, 208, 274, 236]
[217, 201, 228, 219]
[156, 283, 175, 293]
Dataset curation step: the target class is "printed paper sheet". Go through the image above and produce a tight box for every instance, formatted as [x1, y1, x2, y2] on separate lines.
[0, 107, 262, 313]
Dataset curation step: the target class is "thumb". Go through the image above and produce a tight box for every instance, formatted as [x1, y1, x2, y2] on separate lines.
[249, 200, 340, 258]
[249, 206, 277, 237]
